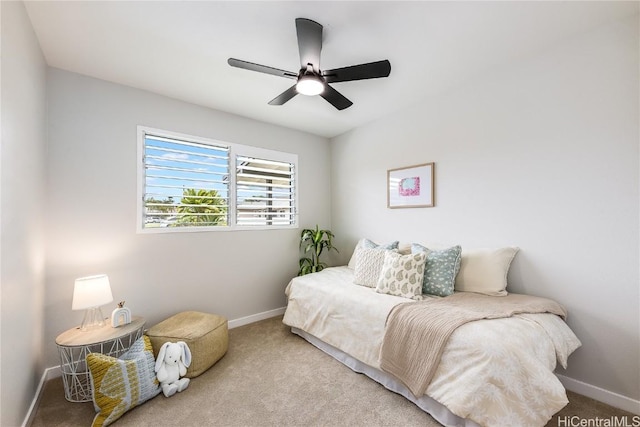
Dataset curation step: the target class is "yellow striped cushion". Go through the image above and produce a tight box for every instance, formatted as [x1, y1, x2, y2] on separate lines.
[87, 335, 161, 427]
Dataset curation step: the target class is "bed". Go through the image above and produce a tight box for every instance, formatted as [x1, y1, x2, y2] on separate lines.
[282, 260, 581, 427]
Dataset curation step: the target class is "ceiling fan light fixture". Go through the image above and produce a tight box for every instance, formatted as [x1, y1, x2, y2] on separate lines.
[228, 18, 390, 109]
[296, 75, 325, 96]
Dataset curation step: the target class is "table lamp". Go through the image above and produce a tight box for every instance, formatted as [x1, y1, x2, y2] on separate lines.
[72, 274, 114, 331]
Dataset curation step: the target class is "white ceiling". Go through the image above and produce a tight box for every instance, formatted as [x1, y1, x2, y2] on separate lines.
[24, 1, 637, 138]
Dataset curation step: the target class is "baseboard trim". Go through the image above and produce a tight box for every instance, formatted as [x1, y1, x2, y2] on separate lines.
[227, 306, 286, 329]
[22, 367, 61, 427]
[44, 366, 61, 380]
[557, 374, 640, 415]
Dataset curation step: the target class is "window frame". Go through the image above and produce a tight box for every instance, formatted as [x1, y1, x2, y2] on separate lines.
[137, 126, 298, 233]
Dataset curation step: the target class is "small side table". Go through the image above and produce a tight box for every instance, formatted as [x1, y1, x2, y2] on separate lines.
[55, 316, 145, 402]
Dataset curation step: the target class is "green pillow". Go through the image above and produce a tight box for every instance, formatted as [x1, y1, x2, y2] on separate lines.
[412, 244, 462, 296]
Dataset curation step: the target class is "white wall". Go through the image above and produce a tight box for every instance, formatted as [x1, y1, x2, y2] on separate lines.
[44, 69, 331, 368]
[331, 13, 639, 403]
[0, 1, 48, 425]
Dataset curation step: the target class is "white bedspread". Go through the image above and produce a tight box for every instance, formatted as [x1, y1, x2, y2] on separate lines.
[283, 266, 581, 427]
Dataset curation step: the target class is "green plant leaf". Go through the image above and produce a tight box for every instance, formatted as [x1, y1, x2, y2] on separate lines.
[297, 224, 338, 276]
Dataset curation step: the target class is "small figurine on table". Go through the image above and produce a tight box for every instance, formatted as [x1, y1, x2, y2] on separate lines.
[111, 301, 132, 327]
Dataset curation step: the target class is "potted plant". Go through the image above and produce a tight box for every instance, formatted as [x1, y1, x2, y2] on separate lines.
[298, 225, 338, 276]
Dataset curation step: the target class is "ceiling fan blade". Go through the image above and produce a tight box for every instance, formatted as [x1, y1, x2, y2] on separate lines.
[296, 18, 322, 72]
[228, 58, 297, 79]
[268, 85, 298, 106]
[320, 85, 353, 110]
[323, 60, 391, 83]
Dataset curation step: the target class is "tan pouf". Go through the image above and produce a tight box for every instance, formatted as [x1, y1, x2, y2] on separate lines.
[147, 311, 228, 378]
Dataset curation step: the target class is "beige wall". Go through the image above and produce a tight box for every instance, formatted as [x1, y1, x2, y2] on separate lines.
[1, 1, 48, 425]
[43, 68, 331, 368]
[330, 13, 639, 403]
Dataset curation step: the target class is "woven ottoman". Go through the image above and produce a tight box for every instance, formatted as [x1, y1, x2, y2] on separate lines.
[147, 311, 228, 378]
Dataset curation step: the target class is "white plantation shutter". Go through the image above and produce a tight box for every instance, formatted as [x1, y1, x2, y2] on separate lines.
[236, 156, 295, 226]
[138, 126, 297, 232]
[142, 133, 230, 228]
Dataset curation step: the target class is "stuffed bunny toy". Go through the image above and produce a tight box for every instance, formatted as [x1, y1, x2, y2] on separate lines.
[155, 341, 192, 397]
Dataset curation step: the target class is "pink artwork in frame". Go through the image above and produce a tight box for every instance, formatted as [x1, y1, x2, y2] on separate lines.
[387, 163, 435, 208]
[398, 177, 421, 196]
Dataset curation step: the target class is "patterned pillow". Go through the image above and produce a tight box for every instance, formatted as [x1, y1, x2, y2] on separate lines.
[376, 251, 427, 299]
[347, 238, 399, 269]
[87, 335, 161, 427]
[354, 247, 397, 287]
[412, 244, 462, 297]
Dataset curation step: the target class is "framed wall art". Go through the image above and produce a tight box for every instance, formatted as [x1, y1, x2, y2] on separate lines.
[387, 162, 435, 208]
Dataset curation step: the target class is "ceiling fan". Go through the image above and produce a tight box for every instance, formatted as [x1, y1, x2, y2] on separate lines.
[228, 18, 391, 111]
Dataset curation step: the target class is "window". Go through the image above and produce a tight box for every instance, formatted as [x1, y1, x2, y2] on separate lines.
[236, 156, 295, 226]
[137, 126, 297, 232]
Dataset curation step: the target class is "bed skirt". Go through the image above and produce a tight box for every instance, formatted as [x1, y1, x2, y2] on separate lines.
[290, 327, 481, 427]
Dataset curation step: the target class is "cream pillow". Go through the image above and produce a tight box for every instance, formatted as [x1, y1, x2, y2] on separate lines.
[397, 243, 412, 255]
[354, 247, 396, 287]
[376, 251, 427, 300]
[454, 247, 519, 296]
[347, 238, 399, 269]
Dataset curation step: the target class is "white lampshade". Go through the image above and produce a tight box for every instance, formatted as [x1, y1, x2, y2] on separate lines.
[72, 274, 114, 331]
[72, 274, 113, 310]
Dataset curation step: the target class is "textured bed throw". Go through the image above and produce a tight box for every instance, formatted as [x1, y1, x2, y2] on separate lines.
[380, 292, 567, 397]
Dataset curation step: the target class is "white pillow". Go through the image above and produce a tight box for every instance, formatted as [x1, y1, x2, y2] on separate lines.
[376, 251, 427, 300]
[347, 238, 399, 269]
[454, 247, 519, 296]
[354, 247, 396, 287]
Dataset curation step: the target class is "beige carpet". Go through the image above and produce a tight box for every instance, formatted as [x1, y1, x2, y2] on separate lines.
[30, 316, 634, 427]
